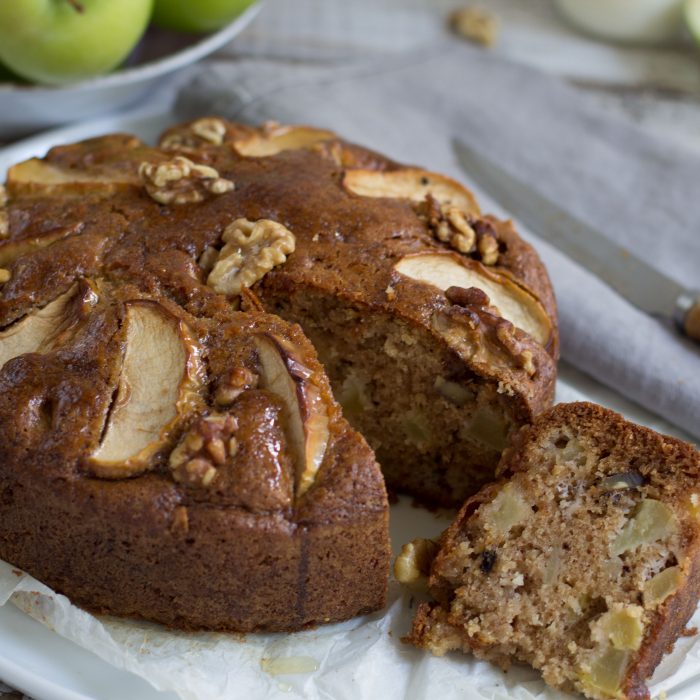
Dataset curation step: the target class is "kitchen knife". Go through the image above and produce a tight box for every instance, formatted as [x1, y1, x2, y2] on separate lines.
[453, 138, 700, 343]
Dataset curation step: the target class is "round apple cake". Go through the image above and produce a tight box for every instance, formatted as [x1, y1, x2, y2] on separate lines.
[0, 118, 557, 630]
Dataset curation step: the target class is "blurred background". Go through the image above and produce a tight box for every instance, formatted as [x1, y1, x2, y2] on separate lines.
[2, 0, 700, 149]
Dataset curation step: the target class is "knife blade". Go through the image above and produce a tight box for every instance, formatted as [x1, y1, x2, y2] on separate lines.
[452, 138, 700, 343]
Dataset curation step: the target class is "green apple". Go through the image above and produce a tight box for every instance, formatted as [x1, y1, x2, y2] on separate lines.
[686, 0, 700, 45]
[0, 62, 24, 84]
[152, 0, 255, 33]
[0, 0, 154, 86]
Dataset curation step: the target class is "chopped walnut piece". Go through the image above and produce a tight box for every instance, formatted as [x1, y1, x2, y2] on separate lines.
[206, 218, 296, 296]
[449, 6, 499, 47]
[478, 237, 499, 265]
[519, 349, 536, 376]
[446, 284, 536, 374]
[474, 219, 499, 265]
[600, 471, 645, 492]
[169, 413, 238, 488]
[495, 319, 537, 376]
[215, 366, 259, 406]
[422, 196, 500, 266]
[190, 118, 227, 145]
[160, 118, 228, 151]
[160, 133, 198, 152]
[446, 207, 477, 252]
[445, 285, 490, 308]
[198, 245, 219, 275]
[422, 196, 474, 255]
[170, 505, 189, 534]
[139, 156, 234, 205]
[394, 538, 439, 586]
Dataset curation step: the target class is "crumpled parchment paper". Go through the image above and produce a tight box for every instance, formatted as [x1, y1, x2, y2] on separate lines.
[1, 379, 699, 700]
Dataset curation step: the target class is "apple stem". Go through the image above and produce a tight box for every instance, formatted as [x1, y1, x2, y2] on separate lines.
[66, 0, 85, 13]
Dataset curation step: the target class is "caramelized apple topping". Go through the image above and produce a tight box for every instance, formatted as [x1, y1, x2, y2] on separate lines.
[88, 302, 204, 478]
[254, 334, 330, 497]
[396, 253, 551, 347]
[343, 168, 479, 218]
[232, 123, 335, 157]
[6, 158, 141, 196]
[0, 282, 97, 371]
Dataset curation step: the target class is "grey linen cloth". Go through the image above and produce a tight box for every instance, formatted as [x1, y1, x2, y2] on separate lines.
[176, 39, 700, 440]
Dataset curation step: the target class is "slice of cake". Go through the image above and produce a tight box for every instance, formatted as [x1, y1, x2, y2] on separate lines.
[403, 402, 700, 699]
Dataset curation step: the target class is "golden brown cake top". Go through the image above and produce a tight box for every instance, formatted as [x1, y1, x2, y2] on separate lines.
[0, 118, 557, 521]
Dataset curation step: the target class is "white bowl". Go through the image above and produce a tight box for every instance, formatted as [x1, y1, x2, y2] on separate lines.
[0, 2, 261, 140]
[555, 0, 684, 44]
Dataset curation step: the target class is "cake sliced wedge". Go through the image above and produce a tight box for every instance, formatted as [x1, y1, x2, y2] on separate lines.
[404, 402, 700, 700]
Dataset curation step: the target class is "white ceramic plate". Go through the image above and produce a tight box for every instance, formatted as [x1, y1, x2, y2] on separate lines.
[0, 605, 178, 700]
[0, 111, 695, 700]
[0, 2, 261, 139]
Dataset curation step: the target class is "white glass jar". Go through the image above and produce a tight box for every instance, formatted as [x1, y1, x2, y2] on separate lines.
[555, 0, 685, 44]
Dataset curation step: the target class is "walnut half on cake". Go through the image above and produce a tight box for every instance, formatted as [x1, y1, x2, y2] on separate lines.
[405, 402, 700, 700]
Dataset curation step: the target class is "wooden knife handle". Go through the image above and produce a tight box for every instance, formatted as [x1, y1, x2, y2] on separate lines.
[676, 291, 700, 343]
[684, 297, 700, 343]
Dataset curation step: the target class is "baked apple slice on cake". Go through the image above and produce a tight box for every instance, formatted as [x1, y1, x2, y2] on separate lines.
[88, 301, 205, 478]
